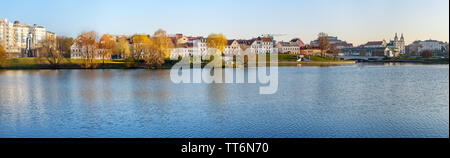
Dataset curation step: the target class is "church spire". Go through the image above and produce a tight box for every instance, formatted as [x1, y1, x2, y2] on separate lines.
[394, 33, 398, 42]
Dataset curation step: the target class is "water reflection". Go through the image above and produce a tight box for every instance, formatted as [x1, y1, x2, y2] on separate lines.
[0, 64, 448, 138]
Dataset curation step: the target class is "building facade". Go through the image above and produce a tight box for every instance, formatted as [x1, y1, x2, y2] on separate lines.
[276, 41, 300, 54]
[300, 45, 321, 56]
[224, 40, 240, 55]
[310, 35, 353, 49]
[0, 18, 54, 58]
[170, 34, 207, 58]
[406, 40, 448, 56]
[340, 33, 406, 57]
[70, 42, 110, 60]
[386, 33, 406, 55]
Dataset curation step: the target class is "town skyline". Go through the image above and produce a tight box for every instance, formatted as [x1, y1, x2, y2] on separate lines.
[1, 0, 448, 45]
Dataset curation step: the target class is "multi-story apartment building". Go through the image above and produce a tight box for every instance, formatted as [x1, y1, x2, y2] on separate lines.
[0, 18, 54, 58]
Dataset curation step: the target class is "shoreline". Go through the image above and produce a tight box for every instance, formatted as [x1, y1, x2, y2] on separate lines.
[1, 58, 448, 70]
[0, 61, 449, 70]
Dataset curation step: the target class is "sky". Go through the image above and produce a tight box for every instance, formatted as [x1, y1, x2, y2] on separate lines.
[1, 0, 449, 45]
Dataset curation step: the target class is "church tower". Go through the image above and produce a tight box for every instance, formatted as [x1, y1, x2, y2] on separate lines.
[394, 33, 399, 45]
[399, 34, 406, 54]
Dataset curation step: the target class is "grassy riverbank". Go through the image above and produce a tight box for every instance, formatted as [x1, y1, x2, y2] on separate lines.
[2, 55, 447, 69]
[0, 58, 178, 69]
[277, 54, 356, 65]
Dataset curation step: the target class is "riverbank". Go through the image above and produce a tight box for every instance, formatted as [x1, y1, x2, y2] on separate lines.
[279, 54, 356, 66]
[0, 55, 350, 69]
[1, 55, 447, 69]
[390, 58, 450, 64]
[0, 58, 179, 69]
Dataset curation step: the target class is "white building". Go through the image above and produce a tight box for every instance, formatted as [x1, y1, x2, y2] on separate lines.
[415, 40, 447, 53]
[0, 18, 53, 58]
[237, 36, 275, 54]
[225, 40, 240, 55]
[70, 42, 110, 60]
[276, 41, 300, 54]
[170, 34, 207, 58]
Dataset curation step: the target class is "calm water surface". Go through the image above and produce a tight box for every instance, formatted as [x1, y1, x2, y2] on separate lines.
[0, 63, 448, 138]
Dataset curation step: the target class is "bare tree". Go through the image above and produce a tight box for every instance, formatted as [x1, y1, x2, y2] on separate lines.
[56, 36, 74, 58]
[318, 32, 330, 57]
[39, 37, 64, 67]
[421, 50, 434, 58]
[327, 45, 341, 58]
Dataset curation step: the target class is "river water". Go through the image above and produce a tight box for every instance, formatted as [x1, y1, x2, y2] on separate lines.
[0, 63, 448, 138]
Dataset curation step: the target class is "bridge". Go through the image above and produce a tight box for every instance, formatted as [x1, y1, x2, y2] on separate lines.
[337, 56, 385, 61]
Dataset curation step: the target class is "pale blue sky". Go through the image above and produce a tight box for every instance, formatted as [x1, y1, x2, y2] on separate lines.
[1, 0, 448, 45]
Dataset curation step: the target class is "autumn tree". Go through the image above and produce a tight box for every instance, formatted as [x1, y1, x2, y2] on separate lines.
[147, 29, 174, 68]
[131, 34, 152, 63]
[317, 32, 330, 57]
[113, 37, 131, 59]
[56, 36, 74, 58]
[206, 33, 227, 55]
[99, 34, 116, 65]
[39, 37, 64, 67]
[421, 50, 434, 58]
[0, 45, 6, 67]
[75, 31, 98, 68]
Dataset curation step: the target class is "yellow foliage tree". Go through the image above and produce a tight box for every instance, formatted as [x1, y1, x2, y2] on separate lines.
[113, 37, 131, 58]
[151, 29, 174, 59]
[131, 34, 152, 62]
[206, 33, 227, 54]
[99, 34, 116, 64]
[146, 29, 174, 68]
[0, 45, 6, 67]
